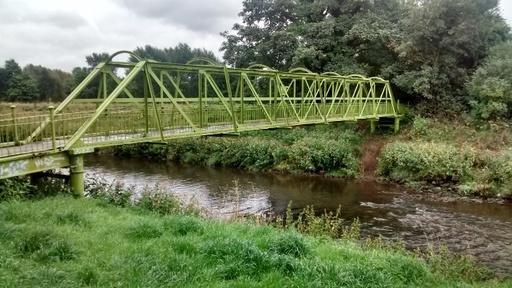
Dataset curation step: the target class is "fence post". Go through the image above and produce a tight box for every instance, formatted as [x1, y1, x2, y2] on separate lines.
[48, 106, 56, 151]
[10, 105, 19, 145]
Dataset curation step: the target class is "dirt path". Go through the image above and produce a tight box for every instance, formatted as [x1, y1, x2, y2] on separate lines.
[360, 136, 388, 178]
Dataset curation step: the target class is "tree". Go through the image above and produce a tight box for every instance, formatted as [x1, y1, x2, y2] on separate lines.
[132, 43, 218, 64]
[468, 42, 512, 120]
[24, 64, 72, 101]
[0, 59, 39, 101]
[86, 53, 110, 68]
[130, 44, 219, 97]
[0, 67, 7, 99]
[6, 75, 39, 101]
[222, 0, 511, 111]
[391, 0, 510, 106]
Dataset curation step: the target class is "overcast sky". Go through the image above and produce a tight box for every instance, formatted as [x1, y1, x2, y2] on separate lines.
[0, 0, 511, 72]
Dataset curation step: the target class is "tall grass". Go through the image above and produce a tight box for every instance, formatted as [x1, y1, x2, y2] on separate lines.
[0, 196, 507, 287]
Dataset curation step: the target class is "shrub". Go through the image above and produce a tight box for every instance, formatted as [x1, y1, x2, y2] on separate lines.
[136, 189, 183, 215]
[119, 124, 362, 177]
[466, 150, 512, 197]
[468, 42, 512, 120]
[378, 141, 476, 183]
[410, 116, 430, 137]
[288, 137, 359, 175]
[85, 178, 132, 207]
[0, 177, 32, 201]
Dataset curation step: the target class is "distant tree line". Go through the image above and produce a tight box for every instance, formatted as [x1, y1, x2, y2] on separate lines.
[0, 59, 71, 102]
[0, 43, 217, 102]
[221, 0, 512, 119]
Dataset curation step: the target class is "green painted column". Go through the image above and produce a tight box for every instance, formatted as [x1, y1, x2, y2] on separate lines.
[394, 117, 400, 133]
[370, 119, 376, 134]
[69, 154, 84, 197]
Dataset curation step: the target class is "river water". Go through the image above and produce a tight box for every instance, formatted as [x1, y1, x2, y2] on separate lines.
[85, 155, 512, 276]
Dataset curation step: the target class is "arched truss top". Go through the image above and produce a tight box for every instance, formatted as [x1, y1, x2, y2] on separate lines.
[247, 64, 277, 71]
[369, 76, 387, 82]
[321, 72, 342, 77]
[346, 74, 369, 80]
[289, 67, 317, 75]
[186, 57, 221, 66]
[105, 50, 143, 64]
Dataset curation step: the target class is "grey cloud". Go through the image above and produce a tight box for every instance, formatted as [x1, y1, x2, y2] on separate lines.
[32, 11, 88, 29]
[0, 4, 87, 29]
[121, 0, 240, 33]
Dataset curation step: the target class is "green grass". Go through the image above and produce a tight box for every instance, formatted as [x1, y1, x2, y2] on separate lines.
[0, 196, 509, 287]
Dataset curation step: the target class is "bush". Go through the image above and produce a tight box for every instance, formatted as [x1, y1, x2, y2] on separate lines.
[84, 178, 132, 207]
[136, 189, 184, 215]
[163, 125, 362, 176]
[288, 137, 359, 176]
[468, 42, 512, 120]
[410, 116, 430, 137]
[464, 150, 512, 197]
[378, 142, 476, 183]
[0, 177, 32, 201]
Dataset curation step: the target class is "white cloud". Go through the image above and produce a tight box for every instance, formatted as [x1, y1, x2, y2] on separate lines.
[0, 0, 243, 71]
[501, 0, 512, 25]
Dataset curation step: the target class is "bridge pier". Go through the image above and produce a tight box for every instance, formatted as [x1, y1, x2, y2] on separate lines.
[370, 119, 377, 134]
[69, 154, 84, 197]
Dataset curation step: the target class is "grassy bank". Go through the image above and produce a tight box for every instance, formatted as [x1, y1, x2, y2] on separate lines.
[0, 194, 508, 287]
[378, 117, 512, 198]
[116, 123, 363, 177]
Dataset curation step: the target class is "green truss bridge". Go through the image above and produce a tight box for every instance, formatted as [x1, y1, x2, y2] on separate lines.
[0, 51, 401, 194]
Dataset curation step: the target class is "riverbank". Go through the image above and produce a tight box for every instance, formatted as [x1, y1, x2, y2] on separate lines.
[114, 117, 512, 199]
[379, 117, 512, 199]
[0, 190, 509, 287]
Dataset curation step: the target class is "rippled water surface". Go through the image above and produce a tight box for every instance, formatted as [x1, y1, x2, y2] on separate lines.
[86, 155, 512, 275]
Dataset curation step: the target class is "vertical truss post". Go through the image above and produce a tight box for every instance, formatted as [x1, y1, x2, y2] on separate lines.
[240, 74, 244, 125]
[269, 78, 273, 120]
[223, 67, 238, 132]
[144, 70, 149, 136]
[145, 65, 164, 140]
[204, 72, 209, 127]
[198, 71, 204, 128]
[10, 105, 19, 145]
[300, 78, 305, 119]
[48, 106, 56, 151]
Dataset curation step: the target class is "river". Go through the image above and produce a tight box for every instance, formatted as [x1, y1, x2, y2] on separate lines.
[86, 154, 512, 276]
